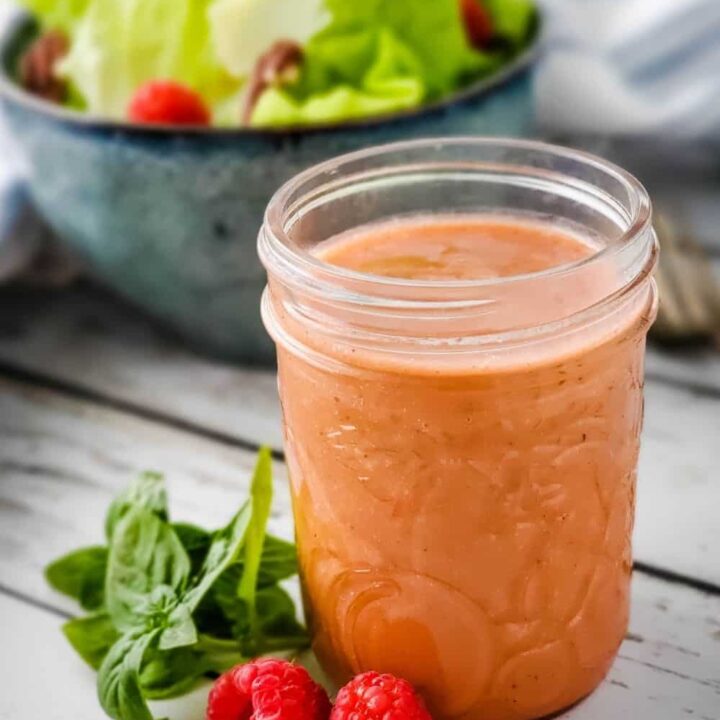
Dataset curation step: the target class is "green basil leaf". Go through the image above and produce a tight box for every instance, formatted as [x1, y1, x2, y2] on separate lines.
[192, 533, 297, 640]
[62, 613, 119, 669]
[209, 568, 248, 631]
[255, 585, 307, 645]
[210, 579, 307, 655]
[257, 535, 298, 587]
[196, 634, 245, 674]
[45, 546, 107, 610]
[139, 636, 244, 699]
[238, 447, 273, 645]
[192, 588, 233, 639]
[52, 451, 306, 720]
[201, 533, 298, 621]
[98, 630, 159, 720]
[106, 471, 168, 542]
[239, 585, 308, 655]
[158, 602, 197, 651]
[106, 507, 190, 631]
[123, 584, 201, 651]
[172, 523, 211, 576]
[181, 504, 251, 613]
[139, 645, 207, 700]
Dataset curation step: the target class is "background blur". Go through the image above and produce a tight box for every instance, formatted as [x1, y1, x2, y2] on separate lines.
[0, 2, 718, 719]
[2, 0, 719, 322]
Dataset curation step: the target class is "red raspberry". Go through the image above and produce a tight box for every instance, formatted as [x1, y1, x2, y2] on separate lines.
[207, 670, 252, 720]
[460, 0, 495, 49]
[207, 658, 331, 720]
[128, 80, 211, 126]
[330, 672, 432, 720]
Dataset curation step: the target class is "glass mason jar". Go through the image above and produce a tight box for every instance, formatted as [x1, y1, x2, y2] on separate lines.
[258, 139, 657, 720]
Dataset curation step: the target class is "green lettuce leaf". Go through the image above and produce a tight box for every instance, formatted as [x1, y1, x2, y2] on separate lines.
[325, 0, 484, 96]
[209, 0, 328, 77]
[17, 0, 91, 32]
[57, 0, 240, 119]
[484, 0, 536, 47]
[251, 0, 494, 127]
[252, 28, 425, 126]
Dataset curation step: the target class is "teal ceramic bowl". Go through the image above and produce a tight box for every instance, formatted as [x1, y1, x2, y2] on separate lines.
[0, 15, 538, 364]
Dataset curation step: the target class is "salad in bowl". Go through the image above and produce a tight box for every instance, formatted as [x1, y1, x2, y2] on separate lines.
[14, 0, 537, 128]
[0, 0, 539, 364]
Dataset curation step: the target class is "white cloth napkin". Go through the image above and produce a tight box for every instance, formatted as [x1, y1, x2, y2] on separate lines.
[0, 1, 46, 280]
[536, 0, 720, 137]
[0, 1, 83, 283]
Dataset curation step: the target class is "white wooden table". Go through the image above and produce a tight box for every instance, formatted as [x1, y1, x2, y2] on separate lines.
[0, 284, 718, 720]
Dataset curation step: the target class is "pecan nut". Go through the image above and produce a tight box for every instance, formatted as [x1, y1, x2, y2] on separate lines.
[242, 40, 303, 124]
[19, 30, 70, 104]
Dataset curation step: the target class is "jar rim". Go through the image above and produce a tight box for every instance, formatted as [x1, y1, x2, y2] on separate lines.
[259, 137, 653, 304]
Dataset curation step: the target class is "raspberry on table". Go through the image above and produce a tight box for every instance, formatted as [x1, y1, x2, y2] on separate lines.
[128, 80, 211, 126]
[207, 658, 331, 720]
[330, 671, 432, 720]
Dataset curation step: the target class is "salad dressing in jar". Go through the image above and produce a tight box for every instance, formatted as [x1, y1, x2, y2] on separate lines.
[259, 139, 657, 720]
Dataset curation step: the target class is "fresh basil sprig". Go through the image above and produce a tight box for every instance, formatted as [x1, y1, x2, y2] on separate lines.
[105, 506, 192, 634]
[44, 448, 307, 720]
[105, 471, 168, 541]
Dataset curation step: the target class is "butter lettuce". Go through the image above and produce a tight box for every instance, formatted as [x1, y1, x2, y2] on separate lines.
[19, 0, 92, 33]
[57, 0, 240, 119]
[323, 0, 486, 96]
[484, 0, 536, 47]
[252, 28, 427, 126]
[251, 0, 504, 127]
[209, 0, 328, 77]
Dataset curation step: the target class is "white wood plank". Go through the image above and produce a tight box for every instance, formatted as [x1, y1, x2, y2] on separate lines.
[0, 378, 292, 616]
[1, 572, 718, 720]
[635, 381, 720, 585]
[0, 591, 210, 720]
[646, 347, 720, 392]
[2, 287, 719, 459]
[0, 286, 284, 450]
[561, 572, 720, 719]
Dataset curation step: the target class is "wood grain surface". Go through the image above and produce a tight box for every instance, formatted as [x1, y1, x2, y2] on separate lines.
[0, 284, 718, 719]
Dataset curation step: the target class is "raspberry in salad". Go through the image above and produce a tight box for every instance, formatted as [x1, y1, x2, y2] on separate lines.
[128, 80, 211, 126]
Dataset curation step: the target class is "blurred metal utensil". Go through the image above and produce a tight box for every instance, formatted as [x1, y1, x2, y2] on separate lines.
[652, 215, 720, 345]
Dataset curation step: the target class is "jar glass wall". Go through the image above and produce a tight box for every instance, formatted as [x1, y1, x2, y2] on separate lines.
[259, 138, 657, 720]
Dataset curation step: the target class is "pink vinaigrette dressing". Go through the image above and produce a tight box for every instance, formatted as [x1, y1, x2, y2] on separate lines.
[260, 141, 657, 720]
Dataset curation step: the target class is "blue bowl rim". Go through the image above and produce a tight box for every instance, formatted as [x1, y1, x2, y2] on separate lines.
[0, 10, 540, 140]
